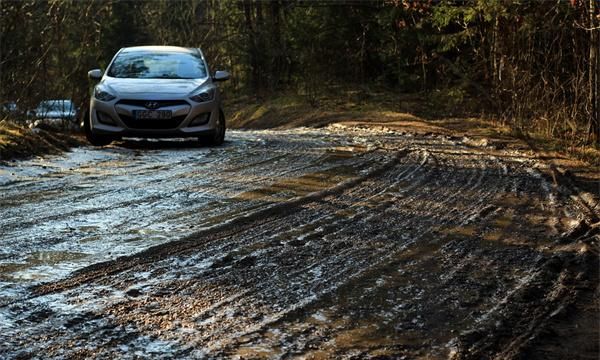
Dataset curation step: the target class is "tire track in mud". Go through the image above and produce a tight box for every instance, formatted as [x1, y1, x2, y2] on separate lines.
[207, 144, 588, 359]
[27, 148, 410, 296]
[9, 146, 485, 353]
[0, 146, 415, 356]
[207, 144, 510, 357]
[0, 148, 430, 357]
[0, 129, 597, 359]
[212, 146, 577, 359]
[0, 131, 371, 270]
[0, 130, 384, 324]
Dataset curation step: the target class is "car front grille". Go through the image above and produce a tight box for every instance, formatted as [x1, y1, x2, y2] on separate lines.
[119, 114, 187, 129]
[116, 99, 190, 108]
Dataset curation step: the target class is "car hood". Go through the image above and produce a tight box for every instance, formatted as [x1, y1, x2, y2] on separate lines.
[103, 78, 208, 97]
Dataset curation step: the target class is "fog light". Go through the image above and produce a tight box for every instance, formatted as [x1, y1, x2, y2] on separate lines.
[97, 111, 116, 125]
[189, 112, 211, 126]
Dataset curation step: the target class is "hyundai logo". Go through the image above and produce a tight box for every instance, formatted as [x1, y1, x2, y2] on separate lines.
[145, 101, 160, 109]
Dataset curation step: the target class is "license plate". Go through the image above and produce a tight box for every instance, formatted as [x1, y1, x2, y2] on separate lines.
[134, 110, 172, 120]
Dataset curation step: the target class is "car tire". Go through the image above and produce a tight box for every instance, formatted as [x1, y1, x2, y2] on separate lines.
[200, 110, 226, 146]
[84, 109, 113, 146]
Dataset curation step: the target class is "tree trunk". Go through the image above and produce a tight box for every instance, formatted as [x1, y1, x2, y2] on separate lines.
[270, 0, 283, 90]
[587, 0, 599, 144]
[243, 0, 260, 96]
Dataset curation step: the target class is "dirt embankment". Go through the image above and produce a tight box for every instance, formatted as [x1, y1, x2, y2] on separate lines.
[0, 120, 83, 160]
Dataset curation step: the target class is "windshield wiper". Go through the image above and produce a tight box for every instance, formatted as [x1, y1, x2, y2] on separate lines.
[156, 74, 181, 79]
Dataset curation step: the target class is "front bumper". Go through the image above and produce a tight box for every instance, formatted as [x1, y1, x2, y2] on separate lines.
[90, 97, 220, 138]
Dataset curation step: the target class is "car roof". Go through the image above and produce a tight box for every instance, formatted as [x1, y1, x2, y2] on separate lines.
[120, 46, 197, 54]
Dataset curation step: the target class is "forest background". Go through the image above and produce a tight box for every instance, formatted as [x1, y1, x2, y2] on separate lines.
[1, 0, 598, 150]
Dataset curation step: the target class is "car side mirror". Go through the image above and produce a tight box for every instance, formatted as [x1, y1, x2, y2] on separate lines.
[213, 70, 230, 82]
[88, 69, 103, 80]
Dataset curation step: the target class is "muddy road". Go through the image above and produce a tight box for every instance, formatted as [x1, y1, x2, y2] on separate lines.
[0, 127, 598, 359]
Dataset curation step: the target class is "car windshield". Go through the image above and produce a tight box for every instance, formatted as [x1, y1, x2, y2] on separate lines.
[39, 101, 72, 112]
[107, 51, 207, 79]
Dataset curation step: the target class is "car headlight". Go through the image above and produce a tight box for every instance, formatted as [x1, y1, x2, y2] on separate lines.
[94, 86, 116, 102]
[189, 87, 215, 103]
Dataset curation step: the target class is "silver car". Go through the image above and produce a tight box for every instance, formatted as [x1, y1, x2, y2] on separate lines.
[86, 46, 229, 146]
[28, 100, 78, 130]
[32, 100, 77, 120]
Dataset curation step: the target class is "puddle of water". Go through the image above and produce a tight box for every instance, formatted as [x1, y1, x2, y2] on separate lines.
[27, 250, 87, 264]
[483, 230, 503, 242]
[73, 183, 95, 189]
[235, 167, 356, 203]
[96, 160, 135, 168]
[480, 203, 555, 248]
[496, 193, 529, 207]
[333, 324, 397, 348]
[440, 225, 477, 238]
[78, 225, 100, 233]
[126, 228, 162, 235]
[123, 235, 170, 243]
[493, 211, 514, 228]
[0, 251, 88, 280]
[234, 345, 282, 359]
[324, 146, 364, 160]
[79, 235, 102, 243]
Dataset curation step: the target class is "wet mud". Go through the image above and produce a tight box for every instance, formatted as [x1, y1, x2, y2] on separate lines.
[0, 127, 598, 359]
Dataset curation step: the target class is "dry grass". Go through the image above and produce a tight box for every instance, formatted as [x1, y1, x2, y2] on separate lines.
[225, 90, 600, 173]
[0, 120, 82, 160]
[227, 91, 458, 132]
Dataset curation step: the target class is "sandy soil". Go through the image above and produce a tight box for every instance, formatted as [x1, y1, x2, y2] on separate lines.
[0, 126, 598, 359]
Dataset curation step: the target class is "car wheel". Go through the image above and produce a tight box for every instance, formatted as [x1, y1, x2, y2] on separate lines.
[200, 110, 226, 146]
[84, 109, 113, 146]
